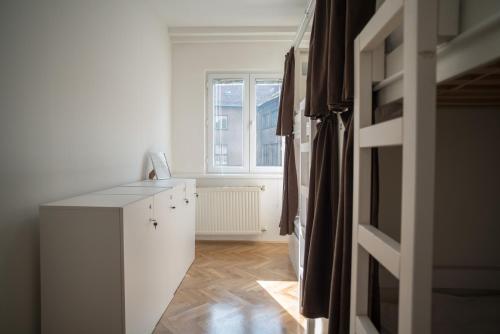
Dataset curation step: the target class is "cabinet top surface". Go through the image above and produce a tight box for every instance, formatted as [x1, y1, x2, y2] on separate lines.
[123, 178, 194, 188]
[94, 186, 169, 196]
[41, 194, 147, 208]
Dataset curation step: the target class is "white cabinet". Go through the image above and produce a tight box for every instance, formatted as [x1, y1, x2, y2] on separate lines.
[182, 181, 196, 275]
[124, 179, 197, 288]
[40, 179, 196, 334]
[122, 196, 163, 334]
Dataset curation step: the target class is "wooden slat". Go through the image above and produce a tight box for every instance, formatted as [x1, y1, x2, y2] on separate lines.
[439, 70, 500, 94]
[356, 316, 379, 334]
[439, 89, 500, 95]
[438, 101, 500, 107]
[359, 0, 403, 51]
[360, 117, 402, 148]
[358, 224, 401, 278]
[443, 79, 500, 86]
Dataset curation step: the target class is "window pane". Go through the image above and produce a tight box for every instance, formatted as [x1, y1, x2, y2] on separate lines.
[215, 115, 228, 130]
[255, 79, 283, 167]
[213, 79, 244, 167]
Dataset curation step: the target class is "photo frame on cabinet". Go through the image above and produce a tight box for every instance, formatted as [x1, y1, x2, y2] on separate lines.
[149, 152, 171, 180]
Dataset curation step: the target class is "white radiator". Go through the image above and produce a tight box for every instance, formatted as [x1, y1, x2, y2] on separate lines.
[195, 187, 261, 235]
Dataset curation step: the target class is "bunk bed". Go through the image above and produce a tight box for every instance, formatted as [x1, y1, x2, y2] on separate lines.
[350, 0, 500, 333]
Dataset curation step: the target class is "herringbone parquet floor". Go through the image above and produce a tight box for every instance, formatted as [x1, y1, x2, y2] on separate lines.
[153, 241, 305, 334]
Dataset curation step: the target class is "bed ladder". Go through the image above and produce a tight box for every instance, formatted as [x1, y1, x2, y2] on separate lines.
[350, 0, 437, 333]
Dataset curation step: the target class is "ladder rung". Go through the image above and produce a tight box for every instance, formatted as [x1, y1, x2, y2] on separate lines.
[359, 0, 403, 51]
[358, 224, 401, 278]
[373, 70, 403, 92]
[360, 117, 402, 148]
[356, 315, 379, 334]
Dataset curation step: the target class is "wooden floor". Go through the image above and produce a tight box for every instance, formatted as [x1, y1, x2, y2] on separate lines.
[153, 241, 305, 334]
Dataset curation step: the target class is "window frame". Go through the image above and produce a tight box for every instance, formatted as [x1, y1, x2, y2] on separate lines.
[206, 72, 284, 174]
[206, 73, 250, 174]
[249, 73, 284, 174]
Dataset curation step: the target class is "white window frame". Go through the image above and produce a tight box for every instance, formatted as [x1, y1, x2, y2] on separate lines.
[207, 73, 250, 174]
[250, 73, 284, 174]
[206, 72, 284, 174]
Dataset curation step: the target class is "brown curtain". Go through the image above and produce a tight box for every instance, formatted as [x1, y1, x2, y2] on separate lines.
[301, 0, 377, 332]
[326, 112, 380, 333]
[327, 112, 353, 332]
[301, 115, 339, 317]
[305, 0, 375, 116]
[277, 48, 298, 235]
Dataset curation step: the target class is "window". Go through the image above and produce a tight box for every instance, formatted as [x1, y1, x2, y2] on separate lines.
[215, 115, 228, 130]
[214, 144, 228, 166]
[207, 73, 283, 173]
[254, 78, 283, 169]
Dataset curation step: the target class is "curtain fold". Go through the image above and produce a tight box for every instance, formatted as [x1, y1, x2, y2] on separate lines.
[301, 115, 340, 317]
[326, 112, 380, 333]
[301, 0, 377, 332]
[327, 112, 353, 333]
[277, 48, 298, 235]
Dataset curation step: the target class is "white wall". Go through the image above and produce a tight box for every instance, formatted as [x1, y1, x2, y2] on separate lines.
[171, 41, 290, 242]
[0, 1, 172, 332]
[171, 41, 289, 173]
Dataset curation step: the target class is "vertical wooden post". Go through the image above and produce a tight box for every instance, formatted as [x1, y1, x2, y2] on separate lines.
[399, 0, 438, 333]
[350, 37, 373, 334]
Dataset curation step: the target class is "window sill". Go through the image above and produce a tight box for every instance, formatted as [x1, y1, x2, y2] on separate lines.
[173, 173, 283, 180]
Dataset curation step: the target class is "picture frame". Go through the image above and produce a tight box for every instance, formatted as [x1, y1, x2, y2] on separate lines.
[149, 152, 171, 180]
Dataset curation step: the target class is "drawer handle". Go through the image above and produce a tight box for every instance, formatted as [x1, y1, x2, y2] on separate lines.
[184, 199, 189, 204]
[170, 206, 176, 210]
[150, 218, 158, 229]
[195, 193, 199, 198]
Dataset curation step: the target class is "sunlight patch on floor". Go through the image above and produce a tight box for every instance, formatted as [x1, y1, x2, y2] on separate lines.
[257, 280, 306, 329]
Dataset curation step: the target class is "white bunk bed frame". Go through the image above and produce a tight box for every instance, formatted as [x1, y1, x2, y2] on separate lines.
[351, 0, 500, 333]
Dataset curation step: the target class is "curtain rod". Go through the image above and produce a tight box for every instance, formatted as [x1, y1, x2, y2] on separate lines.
[293, 0, 316, 49]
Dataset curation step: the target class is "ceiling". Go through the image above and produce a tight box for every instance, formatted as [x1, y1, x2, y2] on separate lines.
[149, 0, 309, 27]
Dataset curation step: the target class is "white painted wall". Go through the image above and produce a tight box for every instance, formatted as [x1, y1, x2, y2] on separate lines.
[171, 41, 290, 242]
[171, 41, 289, 173]
[0, 1, 172, 332]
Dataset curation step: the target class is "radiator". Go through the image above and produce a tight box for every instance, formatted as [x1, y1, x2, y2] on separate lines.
[195, 187, 261, 235]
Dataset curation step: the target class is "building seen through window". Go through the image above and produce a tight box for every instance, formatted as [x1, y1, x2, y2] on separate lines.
[255, 80, 282, 167]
